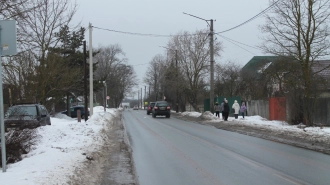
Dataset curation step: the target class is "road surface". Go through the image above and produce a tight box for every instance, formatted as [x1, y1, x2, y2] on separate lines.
[123, 109, 330, 185]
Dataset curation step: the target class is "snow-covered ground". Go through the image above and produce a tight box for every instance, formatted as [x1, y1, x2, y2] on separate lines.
[182, 111, 330, 137]
[0, 109, 329, 184]
[0, 106, 118, 185]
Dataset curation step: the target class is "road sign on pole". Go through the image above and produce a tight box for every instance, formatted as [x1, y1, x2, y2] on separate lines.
[0, 20, 17, 173]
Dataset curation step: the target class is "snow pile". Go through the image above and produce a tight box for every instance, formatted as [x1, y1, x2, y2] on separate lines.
[0, 106, 118, 185]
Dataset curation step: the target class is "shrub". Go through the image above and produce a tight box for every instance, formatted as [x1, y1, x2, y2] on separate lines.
[0, 129, 39, 166]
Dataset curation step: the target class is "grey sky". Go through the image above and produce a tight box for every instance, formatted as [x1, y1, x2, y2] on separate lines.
[73, 0, 269, 90]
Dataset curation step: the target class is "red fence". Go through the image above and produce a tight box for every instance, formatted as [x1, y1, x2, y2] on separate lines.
[269, 97, 286, 121]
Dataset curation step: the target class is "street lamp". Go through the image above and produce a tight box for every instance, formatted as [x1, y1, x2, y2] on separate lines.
[159, 46, 179, 113]
[183, 12, 215, 113]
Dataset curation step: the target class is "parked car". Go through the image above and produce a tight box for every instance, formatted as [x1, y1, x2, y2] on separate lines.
[146, 102, 155, 115]
[61, 105, 89, 119]
[4, 103, 51, 131]
[152, 101, 171, 118]
[133, 105, 138, 110]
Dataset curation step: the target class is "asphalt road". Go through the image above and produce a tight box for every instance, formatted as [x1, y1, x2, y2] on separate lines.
[123, 109, 330, 185]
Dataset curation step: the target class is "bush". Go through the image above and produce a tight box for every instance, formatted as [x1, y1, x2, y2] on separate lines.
[0, 129, 38, 167]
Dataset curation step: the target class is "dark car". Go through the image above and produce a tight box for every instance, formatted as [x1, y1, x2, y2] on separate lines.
[146, 102, 155, 115]
[152, 101, 171, 118]
[61, 106, 89, 119]
[4, 104, 51, 131]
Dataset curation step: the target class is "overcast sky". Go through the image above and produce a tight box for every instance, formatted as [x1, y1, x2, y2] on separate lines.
[73, 0, 270, 94]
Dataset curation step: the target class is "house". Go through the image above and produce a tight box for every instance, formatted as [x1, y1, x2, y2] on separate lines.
[242, 56, 330, 98]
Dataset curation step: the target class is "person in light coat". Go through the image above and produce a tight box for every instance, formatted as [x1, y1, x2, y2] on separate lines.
[232, 100, 240, 119]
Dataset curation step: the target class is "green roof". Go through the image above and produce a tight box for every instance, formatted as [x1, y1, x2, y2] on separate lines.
[242, 56, 281, 71]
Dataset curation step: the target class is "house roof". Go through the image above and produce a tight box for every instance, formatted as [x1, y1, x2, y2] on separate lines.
[241, 56, 282, 79]
[242, 56, 282, 72]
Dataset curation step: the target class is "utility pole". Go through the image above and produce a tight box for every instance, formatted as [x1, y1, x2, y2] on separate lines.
[89, 23, 93, 116]
[138, 90, 139, 108]
[83, 41, 88, 121]
[176, 50, 179, 113]
[144, 86, 146, 109]
[141, 88, 142, 108]
[210, 19, 215, 114]
[183, 12, 215, 113]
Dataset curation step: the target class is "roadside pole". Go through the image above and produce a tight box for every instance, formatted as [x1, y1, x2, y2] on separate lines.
[0, 40, 5, 172]
[89, 23, 93, 116]
[0, 20, 17, 173]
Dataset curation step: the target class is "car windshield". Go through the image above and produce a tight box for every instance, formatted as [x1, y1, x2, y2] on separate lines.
[157, 103, 168, 106]
[5, 106, 37, 118]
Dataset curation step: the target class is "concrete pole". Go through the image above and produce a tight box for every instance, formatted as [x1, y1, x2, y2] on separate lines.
[0, 51, 6, 173]
[210, 19, 215, 114]
[89, 23, 93, 116]
[0, 26, 6, 172]
[83, 41, 88, 121]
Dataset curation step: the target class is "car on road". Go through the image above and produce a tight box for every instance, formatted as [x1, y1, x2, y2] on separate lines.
[152, 101, 171, 118]
[133, 105, 139, 110]
[4, 103, 51, 131]
[61, 105, 89, 119]
[146, 102, 155, 115]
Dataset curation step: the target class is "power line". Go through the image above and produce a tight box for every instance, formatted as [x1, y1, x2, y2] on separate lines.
[216, 33, 261, 50]
[93, 26, 173, 37]
[217, 35, 257, 55]
[92, 1, 281, 39]
[216, 0, 281, 34]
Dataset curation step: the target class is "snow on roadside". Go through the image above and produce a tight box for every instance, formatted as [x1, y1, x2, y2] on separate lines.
[0, 107, 117, 185]
[178, 111, 330, 137]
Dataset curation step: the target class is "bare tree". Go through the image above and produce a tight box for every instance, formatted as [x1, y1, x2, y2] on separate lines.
[0, 0, 36, 20]
[166, 30, 223, 111]
[16, 0, 77, 61]
[260, 0, 330, 125]
[214, 61, 242, 98]
[94, 45, 137, 107]
[143, 54, 168, 102]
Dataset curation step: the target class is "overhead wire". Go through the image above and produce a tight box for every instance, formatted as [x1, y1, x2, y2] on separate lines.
[92, 26, 173, 37]
[216, 0, 281, 34]
[216, 35, 257, 55]
[90, 1, 282, 64]
[216, 34, 262, 51]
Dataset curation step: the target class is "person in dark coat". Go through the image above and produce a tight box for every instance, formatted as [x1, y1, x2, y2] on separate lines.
[223, 100, 230, 121]
[214, 102, 221, 118]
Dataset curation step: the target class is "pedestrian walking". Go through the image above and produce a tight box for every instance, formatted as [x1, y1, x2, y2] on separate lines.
[223, 100, 230, 121]
[232, 100, 240, 119]
[214, 102, 221, 118]
[240, 102, 247, 119]
[220, 99, 225, 120]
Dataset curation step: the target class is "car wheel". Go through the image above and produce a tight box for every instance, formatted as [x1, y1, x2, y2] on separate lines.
[81, 115, 85, 119]
[147, 112, 150, 115]
[166, 114, 170, 118]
